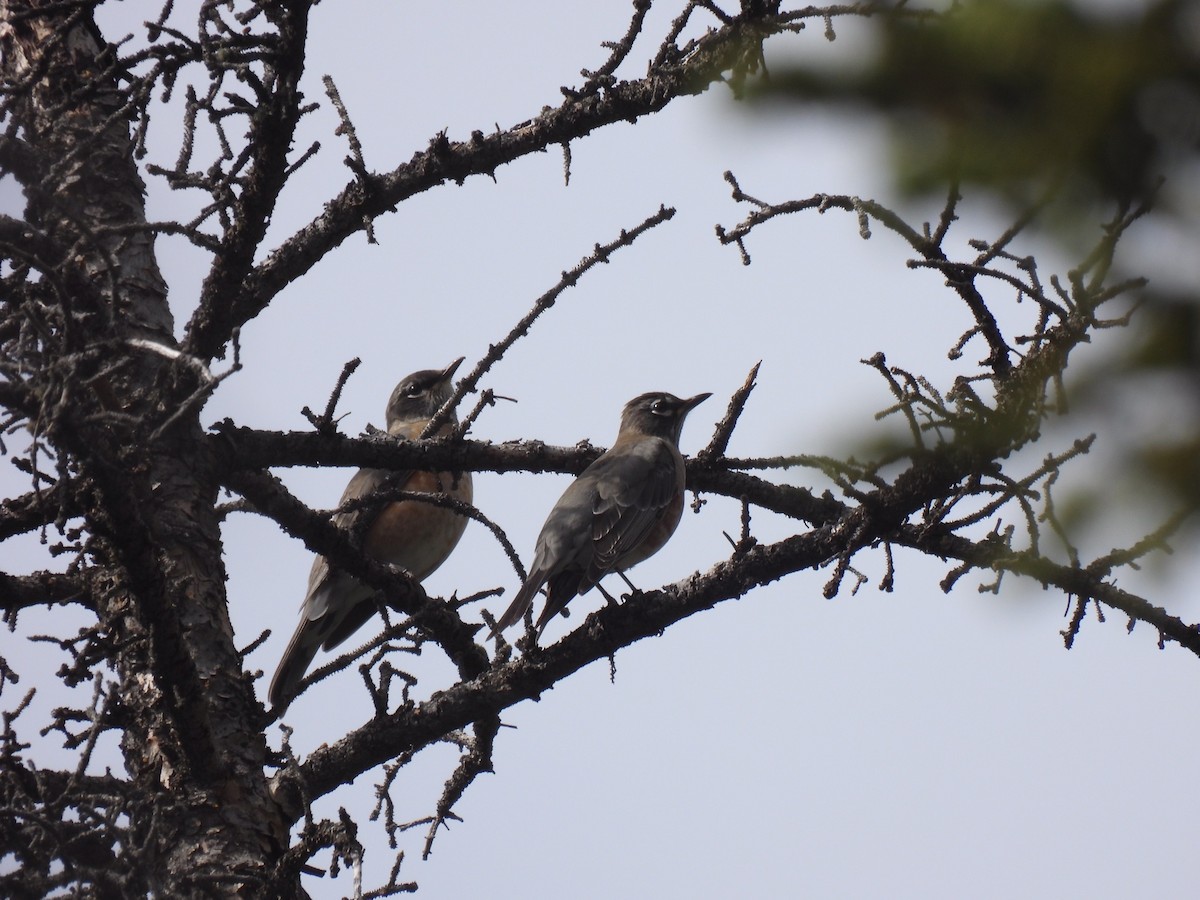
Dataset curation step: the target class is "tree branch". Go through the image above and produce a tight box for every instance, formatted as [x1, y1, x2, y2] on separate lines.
[0, 569, 91, 615]
[183, 4, 882, 361]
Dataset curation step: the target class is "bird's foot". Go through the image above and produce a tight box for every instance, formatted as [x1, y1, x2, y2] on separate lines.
[615, 570, 641, 602]
[596, 583, 621, 607]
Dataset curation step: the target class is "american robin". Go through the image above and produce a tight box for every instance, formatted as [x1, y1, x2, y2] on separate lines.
[489, 391, 711, 640]
[269, 358, 473, 708]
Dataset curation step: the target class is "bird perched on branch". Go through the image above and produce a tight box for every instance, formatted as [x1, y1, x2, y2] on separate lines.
[489, 390, 710, 640]
[270, 358, 472, 708]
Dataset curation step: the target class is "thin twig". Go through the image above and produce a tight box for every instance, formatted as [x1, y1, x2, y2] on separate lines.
[421, 205, 676, 436]
[700, 361, 760, 460]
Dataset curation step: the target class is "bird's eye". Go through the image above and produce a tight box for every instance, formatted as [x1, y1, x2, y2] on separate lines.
[404, 383, 425, 398]
[650, 398, 668, 414]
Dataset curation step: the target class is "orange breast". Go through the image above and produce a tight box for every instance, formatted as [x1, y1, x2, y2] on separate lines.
[362, 470, 473, 582]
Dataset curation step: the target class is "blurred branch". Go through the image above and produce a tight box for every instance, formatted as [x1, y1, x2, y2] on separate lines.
[3, 0, 1195, 893]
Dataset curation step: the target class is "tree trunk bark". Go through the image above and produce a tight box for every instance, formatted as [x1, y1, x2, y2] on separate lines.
[1, 2, 285, 894]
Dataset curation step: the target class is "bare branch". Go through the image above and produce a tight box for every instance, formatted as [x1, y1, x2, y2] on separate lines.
[699, 360, 761, 460]
[423, 205, 678, 437]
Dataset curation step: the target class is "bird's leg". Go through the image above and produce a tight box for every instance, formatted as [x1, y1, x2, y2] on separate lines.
[615, 570, 642, 601]
[595, 581, 621, 606]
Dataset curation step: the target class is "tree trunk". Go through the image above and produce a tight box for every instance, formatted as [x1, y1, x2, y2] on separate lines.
[1, 2, 284, 894]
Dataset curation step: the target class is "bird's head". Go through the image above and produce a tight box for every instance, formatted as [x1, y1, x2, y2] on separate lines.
[385, 357, 464, 430]
[618, 391, 712, 443]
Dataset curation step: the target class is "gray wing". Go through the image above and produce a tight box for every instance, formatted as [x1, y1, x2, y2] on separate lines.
[270, 568, 369, 708]
[490, 450, 632, 637]
[301, 466, 411, 620]
[488, 471, 599, 636]
[271, 466, 411, 707]
[585, 439, 679, 583]
[489, 441, 678, 639]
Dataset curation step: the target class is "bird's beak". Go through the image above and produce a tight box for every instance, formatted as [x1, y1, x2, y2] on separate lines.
[682, 392, 712, 413]
[439, 356, 466, 384]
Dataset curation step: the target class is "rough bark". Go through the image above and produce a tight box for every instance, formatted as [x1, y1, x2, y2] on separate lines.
[1, 2, 281, 895]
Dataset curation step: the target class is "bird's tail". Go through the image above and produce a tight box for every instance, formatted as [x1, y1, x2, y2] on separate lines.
[532, 568, 584, 638]
[488, 574, 544, 639]
[269, 616, 325, 710]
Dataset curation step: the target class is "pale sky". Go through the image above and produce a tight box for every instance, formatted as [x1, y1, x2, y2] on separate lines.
[5, 2, 1198, 897]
